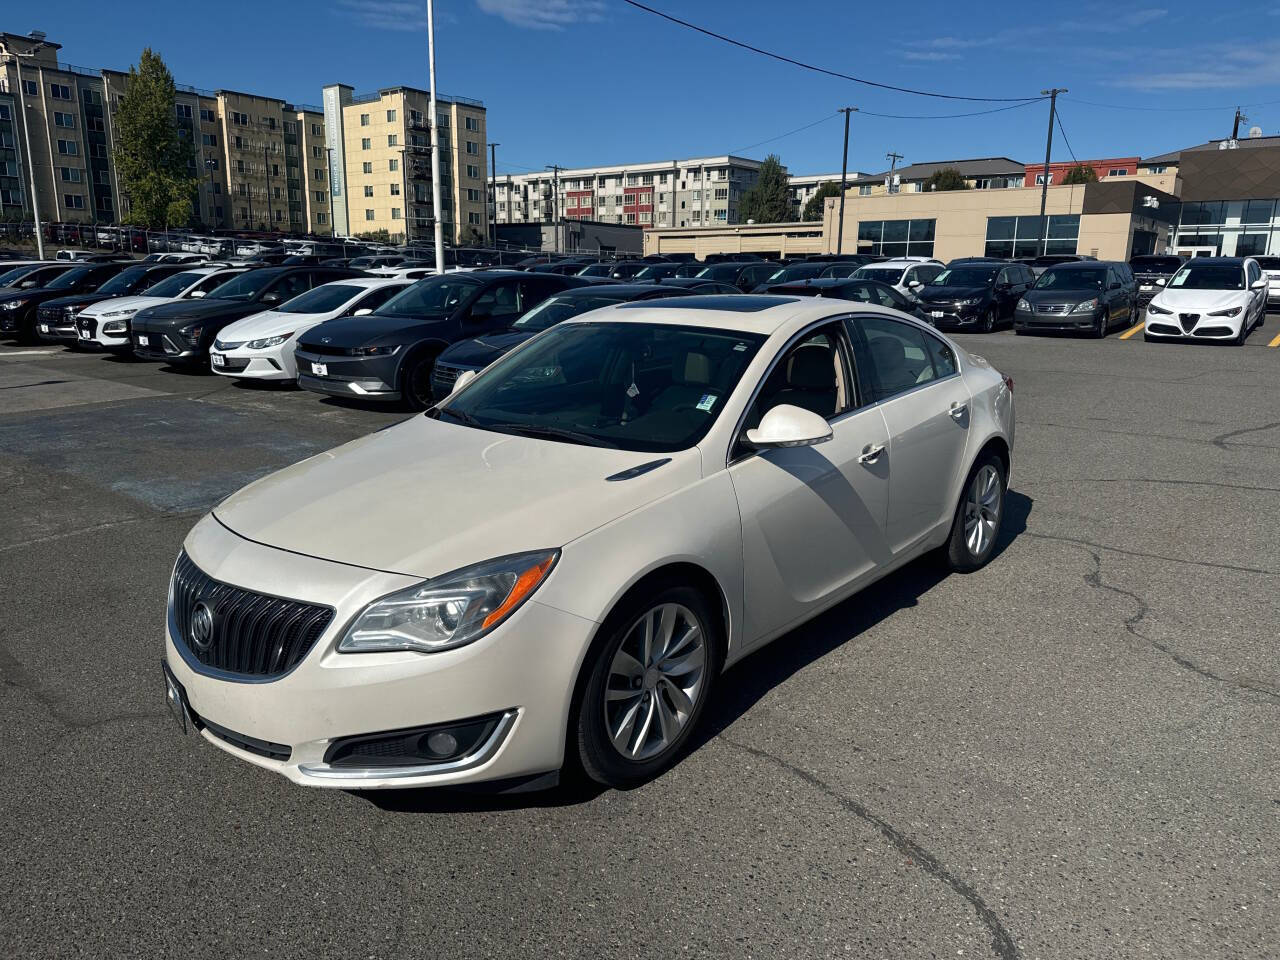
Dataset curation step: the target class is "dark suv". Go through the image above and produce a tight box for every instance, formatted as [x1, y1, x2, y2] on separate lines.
[1, 261, 132, 343]
[917, 261, 1034, 332]
[1013, 261, 1137, 337]
[36, 263, 191, 343]
[132, 266, 363, 366]
[295, 271, 594, 409]
[1129, 255, 1185, 305]
[693, 261, 781, 291]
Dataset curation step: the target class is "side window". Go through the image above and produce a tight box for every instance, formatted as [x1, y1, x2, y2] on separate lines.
[273, 272, 312, 301]
[195, 274, 230, 295]
[471, 280, 523, 319]
[849, 316, 938, 403]
[923, 333, 958, 378]
[996, 268, 1011, 286]
[743, 323, 854, 432]
[355, 286, 402, 313]
[919, 265, 943, 284]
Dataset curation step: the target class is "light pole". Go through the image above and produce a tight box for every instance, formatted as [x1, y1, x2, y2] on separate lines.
[325, 147, 336, 237]
[5, 38, 46, 258]
[205, 157, 219, 229]
[426, 0, 445, 274]
[398, 147, 410, 245]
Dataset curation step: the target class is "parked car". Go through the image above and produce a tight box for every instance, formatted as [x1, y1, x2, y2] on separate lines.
[704, 252, 763, 263]
[430, 283, 696, 397]
[817, 256, 880, 279]
[295, 271, 594, 409]
[0, 261, 71, 290]
[160, 297, 1014, 791]
[75, 265, 251, 352]
[851, 259, 946, 298]
[1251, 255, 1280, 307]
[1013, 261, 1137, 337]
[1027, 253, 1096, 277]
[531, 260, 598, 276]
[694, 261, 782, 291]
[36, 263, 192, 344]
[761, 277, 932, 322]
[209, 277, 415, 382]
[630, 262, 682, 281]
[238, 252, 291, 266]
[606, 261, 652, 281]
[1143, 257, 1267, 345]
[575, 262, 618, 279]
[916, 261, 1035, 332]
[1, 261, 132, 343]
[54, 249, 116, 262]
[1129, 255, 1186, 305]
[645, 277, 743, 294]
[749, 262, 828, 291]
[132, 266, 363, 367]
[144, 252, 209, 264]
[673, 262, 710, 278]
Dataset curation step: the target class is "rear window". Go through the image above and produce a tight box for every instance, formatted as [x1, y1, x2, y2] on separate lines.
[1254, 257, 1280, 270]
[1130, 256, 1183, 272]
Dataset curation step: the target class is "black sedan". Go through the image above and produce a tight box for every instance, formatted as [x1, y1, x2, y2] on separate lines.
[295, 271, 594, 409]
[1, 261, 132, 343]
[916, 261, 1034, 333]
[761, 278, 931, 321]
[642, 277, 742, 294]
[35, 263, 191, 343]
[429, 283, 694, 398]
[131, 266, 363, 366]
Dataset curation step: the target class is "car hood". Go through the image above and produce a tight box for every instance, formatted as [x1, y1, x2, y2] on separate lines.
[298, 311, 449, 347]
[132, 298, 257, 331]
[80, 294, 172, 318]
[919, 286, 989, 302]
[212, 415, 701, 578]
[439, 330, 535, 368]
[1151, 288, 1248, 312]
[218, 308, 314, 342]
[42, 293, 111, 310]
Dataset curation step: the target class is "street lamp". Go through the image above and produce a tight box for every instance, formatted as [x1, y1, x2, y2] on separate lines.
[205, 157, 219, 229]
[2, 35, 47, 258]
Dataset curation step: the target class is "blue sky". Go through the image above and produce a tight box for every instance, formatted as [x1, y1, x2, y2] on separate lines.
[25, 0, 1280, 177]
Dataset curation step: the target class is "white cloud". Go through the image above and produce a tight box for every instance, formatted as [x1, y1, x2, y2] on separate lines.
[336, 0, 429, 31]
[903, 51, 961, 62]
[1111, 38, 1280, 90]
[476, 0, 605, 30]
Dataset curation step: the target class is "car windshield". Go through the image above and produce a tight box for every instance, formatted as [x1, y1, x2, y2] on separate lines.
[206, 270, 278, 301]
[632, 264, 673, 279]
[376, 276, 481, 316]
[852, 266, 906, 284]
[1130, 256, 1183, 272]
[143, 271, 205, 298]
[576, 264, 613, 276]
[46, 266, 96, 290]
[1168, 263, 1245, 290]
[1253, 257, 1280, 270]
[1033, 268, 1107, 291]
[96, 266, 152, 295]
[512, 294, 626, 332]
[820, 264, 860, 279]
[440, 321, 765, 452]
[0, 265, 40, 286]
[278, 284, 362, 314]
[930, 267, 999, 287]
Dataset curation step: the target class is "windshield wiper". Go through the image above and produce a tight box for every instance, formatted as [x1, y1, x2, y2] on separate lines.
[435, 406, 478, 424]
[485, 422, 618, 448]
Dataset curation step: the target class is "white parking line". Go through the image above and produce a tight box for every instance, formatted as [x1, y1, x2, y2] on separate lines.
[0, 349, 62, 357]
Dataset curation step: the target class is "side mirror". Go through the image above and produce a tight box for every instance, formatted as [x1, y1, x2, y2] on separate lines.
[352, 307, 373, 316]
[745, 404, 833, 449]
[260, 291, 282, 305]
[1251, 278, 1268, 290]
[189, 289, 206, 298]
[1154, 278, 1166, 286]
[1108, 282, 1121, 290]
[908, 279, 923, 289]
[451, 369, 478, 394]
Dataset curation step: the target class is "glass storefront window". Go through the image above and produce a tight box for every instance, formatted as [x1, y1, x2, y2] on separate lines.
[1174, 198, 1279, 256]
[855, 219, 935, 258]
[985, 214, 1078, 258]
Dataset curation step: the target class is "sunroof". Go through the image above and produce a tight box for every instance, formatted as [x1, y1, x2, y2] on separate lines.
[617, 295, 798, 312]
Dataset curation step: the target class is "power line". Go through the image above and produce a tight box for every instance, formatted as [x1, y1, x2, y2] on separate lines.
[731, 112, 840, 153]
[1054, 108, 1079, 164]
[1063, 94, 1280, 114]
[860, 99, 1047, 120]
[618, 0, 1041, 103]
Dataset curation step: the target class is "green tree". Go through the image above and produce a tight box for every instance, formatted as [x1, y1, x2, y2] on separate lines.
[739, 154, 792, 223]
[1061, 163, 1098, 185]
[802, 181, 843, 221]
[922, 168, 970, 192]
[113, 48, 197, 229]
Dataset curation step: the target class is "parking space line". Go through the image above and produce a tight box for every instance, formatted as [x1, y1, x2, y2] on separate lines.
[1268, 330, 1280, 348]
[1119, 322, 1145, 340]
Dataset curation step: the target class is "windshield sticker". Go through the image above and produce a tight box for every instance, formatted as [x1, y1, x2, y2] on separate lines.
[626, 382, 640, 399]
[733, 342, 748, 351]
[696, 394, 717, 412]
[1170, 272, 1188, 286]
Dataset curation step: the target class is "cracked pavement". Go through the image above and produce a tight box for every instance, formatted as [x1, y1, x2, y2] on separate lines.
[1, 327, 1277, 959]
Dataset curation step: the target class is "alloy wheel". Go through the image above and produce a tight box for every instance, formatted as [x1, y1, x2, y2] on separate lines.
[964, 464, 1002, 557]
[604, 602, 707, 762]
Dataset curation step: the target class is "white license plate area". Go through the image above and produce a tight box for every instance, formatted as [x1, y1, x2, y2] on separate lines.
[137, 334, 150, 347]
[311, 362, 328, 376]
[210, 353, 225, 367]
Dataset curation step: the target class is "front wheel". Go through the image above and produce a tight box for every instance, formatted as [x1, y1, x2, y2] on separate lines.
[574, 585, 721, 788]
[400, 354, 435, 410]
[980, 307, 996, 334]
[945, 453, 1006, 572]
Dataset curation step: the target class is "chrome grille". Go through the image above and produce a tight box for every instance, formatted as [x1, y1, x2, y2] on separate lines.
[169, 551, 334, 679]
[1035, 303, 1070, 315]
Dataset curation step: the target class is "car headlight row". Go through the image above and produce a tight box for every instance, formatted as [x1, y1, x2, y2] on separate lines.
[1147, 303, 1172, 315]
[245, 332, 294, 350]
[1071, 298, 1100, 314]
[1208, 306, 1242, 318]
[338, 550, 559, 654]
[1, 299, 27, 310]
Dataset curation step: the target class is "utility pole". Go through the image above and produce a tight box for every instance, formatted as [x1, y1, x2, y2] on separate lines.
[8, 41, 46, 258]
[426, 0, 445, 274]
[264, 143, 274, 232]
[1037, 88, 1067, 257]
[205, 158, 219, 229]
[885, 151, 904, 194]
[398, 147, 410, 245]
[835, 107, 856, 255]
[488, 142, 499, 249]
[1232, 107, 1248, 140]
[546, 164, 562, 254]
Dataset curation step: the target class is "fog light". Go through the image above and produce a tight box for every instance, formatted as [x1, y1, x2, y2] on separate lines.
[425, 731, 458, 756]
[322, 712, 508, 768]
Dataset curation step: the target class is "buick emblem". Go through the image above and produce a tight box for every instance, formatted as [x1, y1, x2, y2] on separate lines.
[189, 602, 214, 652]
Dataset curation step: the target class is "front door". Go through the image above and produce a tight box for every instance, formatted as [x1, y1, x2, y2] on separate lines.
[728, 321, 892, 646]
[847, 315, 972, 555]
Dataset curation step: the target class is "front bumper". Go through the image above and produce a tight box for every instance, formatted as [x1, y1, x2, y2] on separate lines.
[74, 314, 132, 350]
[209, 344, 293, 380]
[1014, 306, 1101, 333]
[162, 516, 596, 788]
[132, 329, 202, 363]
[921, 303, 984, 328]
[36, 308, 80, 342]
[295, 348, 400, 400]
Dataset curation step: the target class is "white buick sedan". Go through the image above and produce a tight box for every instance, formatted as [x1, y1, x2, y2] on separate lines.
[163, 297, 1015, 790]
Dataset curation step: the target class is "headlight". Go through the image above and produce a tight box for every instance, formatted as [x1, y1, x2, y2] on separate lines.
[1072, 298, 1100, 314]
[102, 321, 127, 334]
[1, 299, 27, 310]
[1016, 298, 1030, 311]
[245, 332, 294, 349]
[353, 343, 401, 356]
[1146, 303, 1172, 315]
[180, 325, 203, 343]
[957, 297, 981, 307]
[338, 550, 559, 654]
[1208, 306, 1242, 317]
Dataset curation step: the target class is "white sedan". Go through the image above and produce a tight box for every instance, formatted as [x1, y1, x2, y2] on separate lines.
[162, 297, 1014, 790]
[210, 278, 414, 381]
[74, 265, 248, 351]
[1144, 256, 1268, 344]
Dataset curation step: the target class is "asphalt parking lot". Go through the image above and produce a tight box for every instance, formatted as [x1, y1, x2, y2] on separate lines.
[2, 320, 1278, 960]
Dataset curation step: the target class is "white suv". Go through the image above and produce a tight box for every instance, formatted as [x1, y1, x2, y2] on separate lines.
[852, 258, 946, 298]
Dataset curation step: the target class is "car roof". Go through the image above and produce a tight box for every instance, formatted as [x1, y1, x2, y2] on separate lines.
[592, 295, 892, 336]
[1043, 261, 1111, 270]
[321, 275, 415, 289]
[864, 258, 940, 268]
[1179, 256, 1245, 265]
[554, 283, 690, 299]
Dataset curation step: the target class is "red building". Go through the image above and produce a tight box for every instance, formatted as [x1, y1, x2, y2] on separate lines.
[1024, 156, 1140, 187]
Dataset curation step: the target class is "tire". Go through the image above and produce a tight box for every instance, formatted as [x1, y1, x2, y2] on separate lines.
[944, 452, 1006, 573]
[1144, 332, 1154, 343]
[574, 583, 722, 789]
[400, 353, 436, 410]
[1233, 322, 1246, 346]
[981, 307, 996, 334]
[1091, 314, 1106, 338]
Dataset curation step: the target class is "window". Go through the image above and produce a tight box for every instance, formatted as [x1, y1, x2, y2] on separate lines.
[437, 112, 449, 127]
[59, 167, 82, 183]
[202, 133, 217, 147]
[465, 141, 478, 155]
[1108, 169, 1128, 177]
[365, 209, 375, 220]
[318, 212, 328, 224]
[64, 194, 85, 209]
[468, 211, 481, 224]
[856, 218, 935, 258]
[466, 164, 480, 179]
[234, 135, 245, 149]
[0, 105, 8, 121]
[465, 116, 479, 131]
[363, 161, 373, 173]
[387, 134, 398, 146]
[364, 185, 374, 197]
[201, 108, 216, 123]
[386, 109, 396, 122]
[389, 157, 399, 172]
[176, 103, 192, 120]
[232, 111, 248, 125]
[714, 188, 728, 200]
[23, 79, 38, 96]
[237, 159, 246, 174]
[361, 138, 371, 150]
[391, 207, 401, 220]
[744, 325, 853, 434]
[850, 316, 939, 402]
[360, 113, 370, 126]
[858, 184, 872, 196]
[314, 167, 325, 181]
[271, 164, 280, 177]
[1035, 173, 1053, 186]
[984, 214, 1078, 258]
[312, 145, 323, 158]
[57, 140, 79, 156]
[390, 182, 400, 195]
[50, 83, 71, 100]
[314, 191, 326, 202]
[54, 112, 75, 128]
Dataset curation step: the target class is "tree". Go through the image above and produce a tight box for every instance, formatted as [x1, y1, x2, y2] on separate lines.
[739, 154, 792, 223]
[1061, 163, 1098, 185]
[113, 49, 197, 229]
[922, 168, 970, 192]
[802, 181, 843, 221]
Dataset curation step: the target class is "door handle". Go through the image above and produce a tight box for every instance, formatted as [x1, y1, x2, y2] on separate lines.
[948, 401, 968, 420]
[858, 443, 885, 464]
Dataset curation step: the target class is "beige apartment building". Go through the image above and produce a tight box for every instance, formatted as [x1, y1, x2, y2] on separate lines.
[325, 84, 487, 245]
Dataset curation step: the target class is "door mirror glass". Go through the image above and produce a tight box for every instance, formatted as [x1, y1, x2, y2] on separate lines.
[745, 404, 833, 448]
[260, 291, 283, 305]
[907, 279, 922, 289]
[451, 369, 477, 394]
[189, 289, 206, 298]
[352, 307, 373, 316]
[1251, 277, 1268, 290]
[1154, 278, 1166, 286]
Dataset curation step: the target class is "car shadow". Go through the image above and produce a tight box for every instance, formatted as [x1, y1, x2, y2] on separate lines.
[354, 490, 1032, 814]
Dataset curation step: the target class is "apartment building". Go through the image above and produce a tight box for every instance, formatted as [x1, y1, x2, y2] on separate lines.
[788, 172, 865, 218]
[494, 155, 771, 230]
[847, 157, 1027, 197]
[324, 83, 487, 245]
